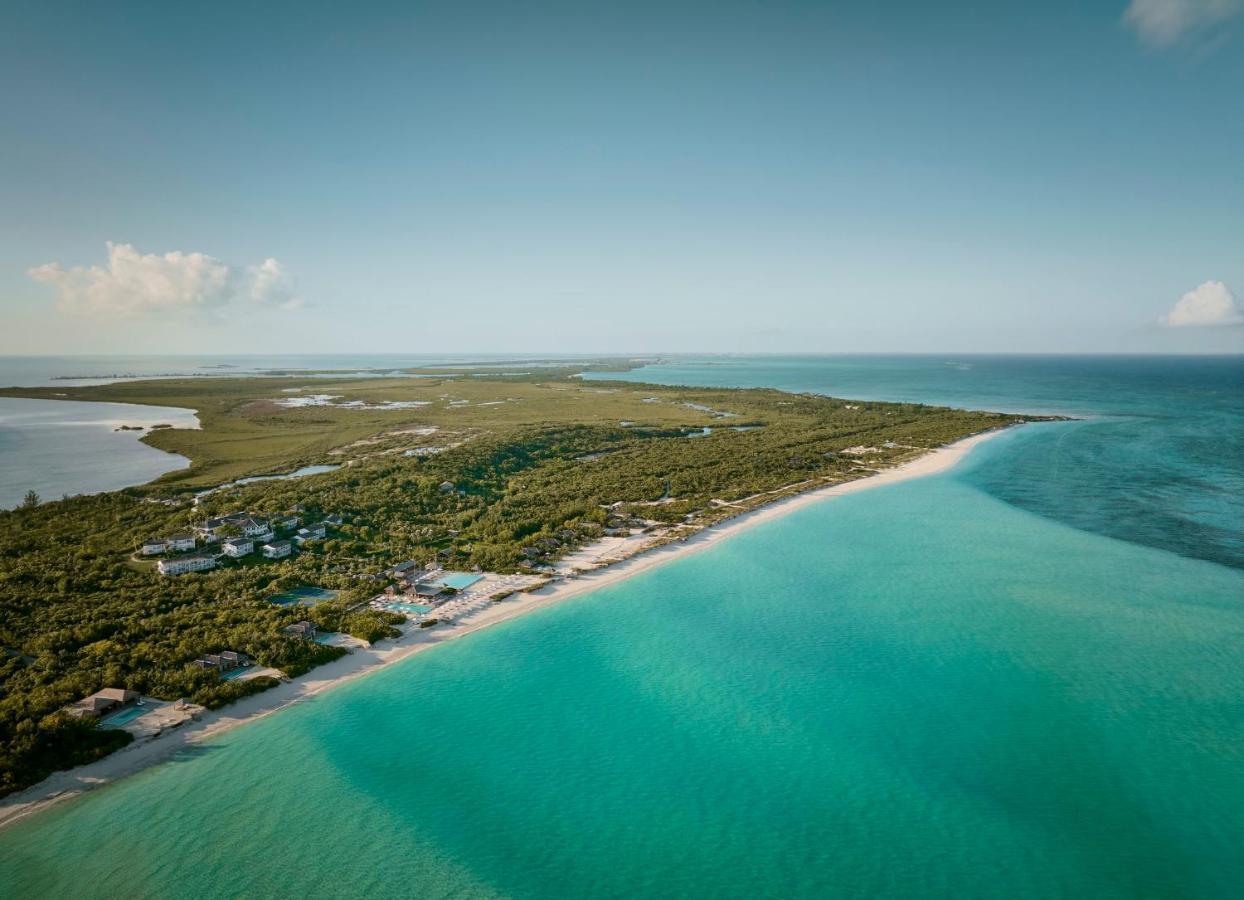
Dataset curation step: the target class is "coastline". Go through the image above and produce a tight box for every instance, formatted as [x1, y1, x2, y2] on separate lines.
[0, 425, 1012, 833]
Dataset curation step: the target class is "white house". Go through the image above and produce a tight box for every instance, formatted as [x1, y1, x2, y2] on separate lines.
[294, 523, 327, 545]
[237, 518, 274, 541]
[141, 539, 168, 556]
[198, 513, 244, 540]
[167, 533, 196, 552]
[263, 540, 292, 559]
[157, 555, 217, 576]
[273, 515, 300, 530]
[222, 538, 254, 558]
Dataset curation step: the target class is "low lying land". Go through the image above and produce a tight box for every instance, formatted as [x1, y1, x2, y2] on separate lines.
[0, 362, 1043, 800]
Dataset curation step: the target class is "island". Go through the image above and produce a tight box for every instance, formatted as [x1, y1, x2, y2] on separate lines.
[0, 362, 1042, 804]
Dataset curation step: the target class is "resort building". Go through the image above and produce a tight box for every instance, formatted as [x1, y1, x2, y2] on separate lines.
[222, 538, 254, 558]
[263, 540, 292, 559]
[199, 513, 271, 542]
[282, 621, 317, 640]
[199, 513, 246, 540]
[324, 513, 344, 526]
[167, 533, 197, 552]
[272, 515, 300, 530]
[142, 532, 198, 555]
[387, 560, 423, 579]
[67, 688, 139, 719]
[157, 555, 217, 576]
[195, 650, 252, 671]
[294, 523, 327, 545]
[237, 517, 274, 540]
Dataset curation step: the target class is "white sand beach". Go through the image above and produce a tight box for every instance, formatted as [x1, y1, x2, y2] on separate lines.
[0, 426, 1011, 831]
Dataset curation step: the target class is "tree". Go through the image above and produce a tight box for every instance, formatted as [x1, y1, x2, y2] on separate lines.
[20, 490, 40, 509]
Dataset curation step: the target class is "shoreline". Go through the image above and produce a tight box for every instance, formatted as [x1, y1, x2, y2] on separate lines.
[0, 425, 1014, 833]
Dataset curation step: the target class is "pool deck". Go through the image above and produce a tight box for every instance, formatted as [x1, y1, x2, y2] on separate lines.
[101, 697, 204, 740]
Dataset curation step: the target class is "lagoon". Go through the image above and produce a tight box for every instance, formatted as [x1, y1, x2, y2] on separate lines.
[0, 397, 199, 509]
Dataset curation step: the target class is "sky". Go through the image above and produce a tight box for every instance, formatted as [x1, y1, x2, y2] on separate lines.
[1, 0, 1241, 355]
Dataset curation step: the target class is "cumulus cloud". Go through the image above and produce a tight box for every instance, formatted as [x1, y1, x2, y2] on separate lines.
[29, 242, 300, 317]
[1123, 0, 1242, 46]
[1159, 280, 1244, 327]
[249, 258, 302, 310]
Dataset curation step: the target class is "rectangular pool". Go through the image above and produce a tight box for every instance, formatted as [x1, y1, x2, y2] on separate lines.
[102, 705, 147, 727]
[384, 602, 433, 614]
[439, 572, 483, 591]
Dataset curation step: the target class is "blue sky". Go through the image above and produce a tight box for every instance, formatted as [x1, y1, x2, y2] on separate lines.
[1, 0, 1241, 354]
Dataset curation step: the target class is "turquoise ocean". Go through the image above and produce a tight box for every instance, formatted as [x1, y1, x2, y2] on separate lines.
[0, 355, 1241, 898]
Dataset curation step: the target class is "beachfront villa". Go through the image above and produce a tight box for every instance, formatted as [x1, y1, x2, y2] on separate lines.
[263, 540, 292, 559]
[157, 555, 217, 576]
[282, 621, 317, 640]
[222, 538, 254, 558]
[66, 688, 139, 719]
[194, 650, 252, 672]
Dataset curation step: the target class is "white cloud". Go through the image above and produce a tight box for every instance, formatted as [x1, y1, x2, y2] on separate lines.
[249, 258, 302, 310]
[1159, 280, 1243, 326]
[1123, 0, 1242, 46]
[29, 242, 300, 317]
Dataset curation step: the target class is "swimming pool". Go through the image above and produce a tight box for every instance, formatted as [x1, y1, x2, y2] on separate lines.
[439, 572, 483, 590]
[383, 602, 433, 615]
[102, 705, 147, 727]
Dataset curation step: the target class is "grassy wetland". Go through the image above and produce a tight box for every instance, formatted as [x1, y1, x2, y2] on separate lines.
[0, 363, 1030, 797]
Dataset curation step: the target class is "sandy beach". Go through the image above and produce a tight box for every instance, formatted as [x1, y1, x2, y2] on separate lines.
[0, 426, 1011, 832]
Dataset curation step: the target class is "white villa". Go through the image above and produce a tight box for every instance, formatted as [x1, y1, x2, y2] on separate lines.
[199, 513, 273, 542]
[222, 538, 254, 558]
[141, 533, 197, 555]
[263, 540, 292, 559]
[238, 518, 274, 540]
[294, 523, 327, 545]
[157, 555, 217, 576]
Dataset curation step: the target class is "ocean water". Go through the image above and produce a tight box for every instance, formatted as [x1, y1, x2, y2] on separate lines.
[0, 356, 1241, 898]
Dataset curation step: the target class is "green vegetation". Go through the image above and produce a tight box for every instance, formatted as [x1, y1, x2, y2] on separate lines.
[0, 364, 1036, 797]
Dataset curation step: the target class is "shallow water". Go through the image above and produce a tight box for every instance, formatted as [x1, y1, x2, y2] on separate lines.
[1, 355, 1241, 898]
[0, 398, 198, 509]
